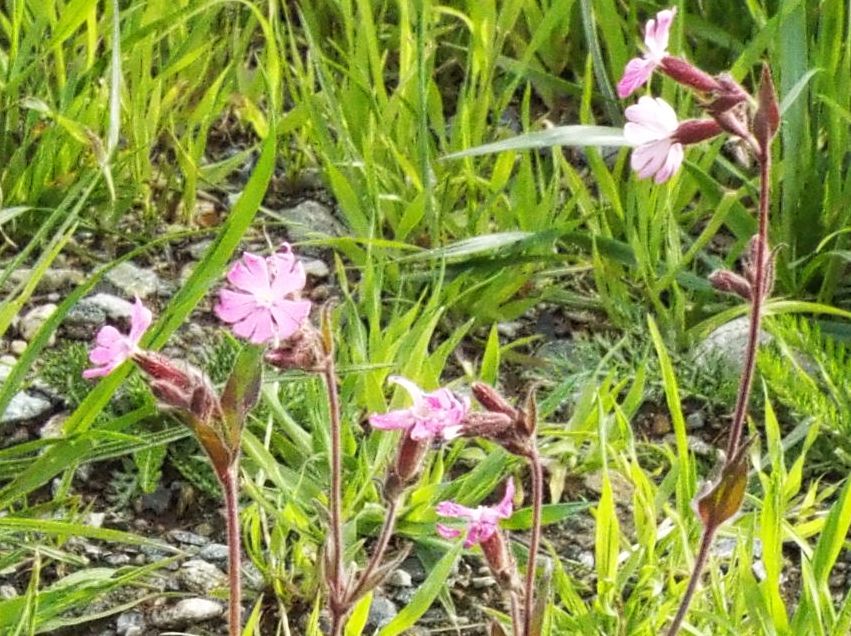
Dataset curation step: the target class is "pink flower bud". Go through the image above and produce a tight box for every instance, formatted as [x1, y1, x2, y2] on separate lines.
[659, 56, 722, 93]
[671, 119, 724, 146]
[708, 270, 752, 301]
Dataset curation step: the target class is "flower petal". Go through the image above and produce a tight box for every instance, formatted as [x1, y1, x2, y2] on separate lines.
[435, 500, 478, 520]
[631, 139, 671, 180]
[654, 142, 684, 183]
[495, 478, 515, 519]
[269, 299, 311, 340]
[227, 252, 272, 295]
[215, 290, 260, 323]
[369, 409, 415, 431]
[617, 57, 656, 98]
[644, 8, 676, 58]
[269, 249, 307, 297]
[436, 524, 462, 540]
[128, 297, 153, 343]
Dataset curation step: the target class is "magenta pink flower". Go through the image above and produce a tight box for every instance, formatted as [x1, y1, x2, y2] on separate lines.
[624, 96, 684, 183]
[436, 478, 515, 548]
[215, 246, 311, 345]
[617, 7, 676, 98]
[369, 376, 469, 442]
[83, 297, 152, 379]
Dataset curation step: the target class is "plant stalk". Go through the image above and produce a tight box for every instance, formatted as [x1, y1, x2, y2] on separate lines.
[509, 590, 524, 636]
[322, 354, 347, 629]
[222, 463, 242, 636]
[349, 495, 400, 602]
[664, 526, 716, 636]
[523, 448, 544, 636]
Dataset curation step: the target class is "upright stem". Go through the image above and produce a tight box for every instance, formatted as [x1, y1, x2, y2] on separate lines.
[523, 449, 544, 636]
[509, 591, 524, 636]
[668, 144, 773, 635]
[222, 463, 242, 636]
[665, 527, 716, 636]
[349, 496, 400, 601]
[322, 355, 346, 628]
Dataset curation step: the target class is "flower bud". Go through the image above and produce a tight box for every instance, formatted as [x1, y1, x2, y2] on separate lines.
[659, 56, 722, 93]
[472, 382, 519, 419]
[671, 119, 723, 146]
[753, 64, 780, 152]
[708, 270, 752, 301]
[133, 351, 220, 424]
[480, 530, 522, 593]
[743, 235, 775, 300]
[265, 325, 324, 371]
[384, 433, 429, 500]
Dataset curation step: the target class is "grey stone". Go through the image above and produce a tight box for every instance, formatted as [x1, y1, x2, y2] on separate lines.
[83, 293, 135, 321]
[20, 304, 57, 342]
[64, 303, 106, 338]
[149, 598, 224, 628]
[39, 413, 66, 439]
[105, 262, 160, 299]
[115, 610, 145, 636]
[10, 340, 26, 355]
[105, 553, 131, 566]
[177, 559, 227, 594]
[686, 411, 706, 430]
[386, 568, 412, 587]
[6, 268, 84, 292]
[694, 317, 771, 373]
[0, 585, 17, 599]
[274, 200, 345, 243]
[197, 543, 229, 562]
[1, 391, 51, 424]
[166, 529, 209, 547]
[301, 257, 330, 278]
[366, 594, 398, 630]
[471, 575, 496, 589]
[187, 240, 213, 260]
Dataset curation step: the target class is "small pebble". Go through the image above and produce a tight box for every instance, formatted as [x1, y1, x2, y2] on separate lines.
[149, 598, 224, 628]
[10, 340, 26, 355]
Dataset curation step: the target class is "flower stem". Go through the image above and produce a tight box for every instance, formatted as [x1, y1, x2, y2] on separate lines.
[349, 495, 401, 602]
[523, 448, 544, 635]
[665, 526, 716, 636]
[725, 147, 771, 459]
[222, 463, 242, 636]
[509, 590, 524, 636]
[322, 355, 347, 626]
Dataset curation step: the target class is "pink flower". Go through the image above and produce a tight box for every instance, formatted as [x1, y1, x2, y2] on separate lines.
[624, 96, 684, 183]
[436, 478, 515, 548]
[617, 7, 676, 98]
[83, 297, 152, 379]
[215, 246, 312, 345]
[369, 376, 469, 442]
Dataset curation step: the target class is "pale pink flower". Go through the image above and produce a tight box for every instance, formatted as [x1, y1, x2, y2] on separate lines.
[436, 478, 515, 548]
[83, 297, 152, 379]
[624, 96, 684, 183]
[369, 376, 469, 442]
[215, 246, 311, 345]
[617, 7, 677, 98]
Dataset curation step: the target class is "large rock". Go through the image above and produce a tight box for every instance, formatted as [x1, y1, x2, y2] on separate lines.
[0, 360, 52, 424]
[19, 304, 57, 342]
[273, 200, 345, 243]
[693, 316, 770, 373]
[149, 598, 224, 628]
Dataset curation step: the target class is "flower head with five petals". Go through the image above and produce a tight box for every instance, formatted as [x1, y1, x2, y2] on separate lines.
[83, 297, 152, 379]
[436, 478, 515, 548]
[215, 246, 312, 345]
[369, 376, 469, 442]
[624, 96, 684, 183]
[617, 7, 676, 98]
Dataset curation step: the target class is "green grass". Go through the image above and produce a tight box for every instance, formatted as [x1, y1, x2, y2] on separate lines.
[1, 0, 850, 633]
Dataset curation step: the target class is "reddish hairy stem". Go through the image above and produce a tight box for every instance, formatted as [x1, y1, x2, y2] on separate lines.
[665, 526, 716, 636]
[725, 148, 771, 459]
[348, 496, 400, 601]
[222, 464, 242, 636]
[322, 356, 347, 625]
[523, 449, 544, 635]
[509, 590, 524, 636]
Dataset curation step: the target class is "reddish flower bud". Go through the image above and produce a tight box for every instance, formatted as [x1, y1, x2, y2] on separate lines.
[480, 530, 522, 593]
[472, 382, 519, 419]
[708, 270, 752, 301]
[133, 351, 221, 424]
[672, 119, 724, 146]
[743, 235, 775, 300]
[659, 56, 722, 93]
[265, 325, 324, 371]
[384, 433, 429, 500]
[754, 64, 780, 152]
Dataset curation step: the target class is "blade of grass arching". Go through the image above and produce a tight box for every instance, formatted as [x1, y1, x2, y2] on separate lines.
[442, 125, 628, 160]
[0, 406, 152, 508]
[0, 218, 76, 341]
[648, 316, 694, 513]
[0, 518, 179, 553]
[376, 542, 462, 636]
[777, 0, 809, 258]
[578, 0, 620, 125]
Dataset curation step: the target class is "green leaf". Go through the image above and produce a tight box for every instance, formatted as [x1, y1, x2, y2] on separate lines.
[221, 344, 265, 450]
[344, 591, 373, 636]
[377, 543, 462, 636]
[443, 125, 629, 160]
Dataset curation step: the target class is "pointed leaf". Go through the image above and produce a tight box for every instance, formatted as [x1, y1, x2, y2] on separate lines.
[221, 343, 265, 450]
[443, 125, 630, 160]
